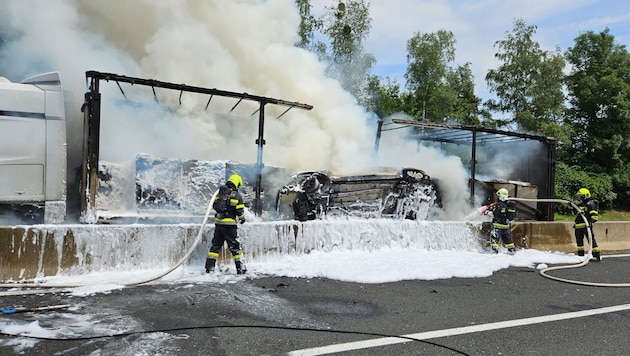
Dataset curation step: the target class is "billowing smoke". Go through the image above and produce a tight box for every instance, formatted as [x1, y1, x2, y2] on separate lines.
[0, 0, 472, 219]
[375, 114, 472, 219]
[0, 0, 374, 173]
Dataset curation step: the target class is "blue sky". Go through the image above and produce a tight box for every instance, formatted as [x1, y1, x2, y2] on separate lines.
[312, 0, 630, 102]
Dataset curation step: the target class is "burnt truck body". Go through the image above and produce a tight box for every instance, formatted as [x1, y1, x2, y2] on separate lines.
[276, 168, 440, 221]
[0, 72, 67, 223]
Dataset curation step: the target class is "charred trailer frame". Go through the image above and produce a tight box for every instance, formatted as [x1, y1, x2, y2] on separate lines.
[80, 71, 312, 223]
[383, 119, 557, 221]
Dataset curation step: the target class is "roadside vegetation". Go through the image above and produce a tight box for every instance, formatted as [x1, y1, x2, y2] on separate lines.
[296, 1, 629, 215]
[555, 210, 630, 221]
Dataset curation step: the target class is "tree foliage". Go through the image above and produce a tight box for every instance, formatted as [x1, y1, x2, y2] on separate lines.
[320, 0, 375, 106]
[563, 28, 630, 210]
[364, 75, 404, 118]
[564, 28, 630, 172]
[554, 162, 615, 213]
[293, 0, 375, 106]
[294, 0, 325, 56]
[446, 63, 490, 126]
[404, 30, 455, 121]
[404, 30, 483, 124]
[485, 19, 565, 134]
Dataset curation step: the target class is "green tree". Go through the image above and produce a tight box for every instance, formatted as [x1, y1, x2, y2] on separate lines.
[564, 28, 630, 171]
[446, 63, 490, 126]
[564, 28, 630, 209]
[294, 0, 326, 56]
[485, 19, 565, 134]
[554, 162, 615, 212]
[404, 30, 483, 124]
[320, 0, 375, 106]
[405, 30, 455, 122]
[364, 75, 405, 118]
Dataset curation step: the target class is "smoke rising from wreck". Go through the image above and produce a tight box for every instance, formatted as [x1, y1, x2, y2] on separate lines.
[0, 0, 474, 219]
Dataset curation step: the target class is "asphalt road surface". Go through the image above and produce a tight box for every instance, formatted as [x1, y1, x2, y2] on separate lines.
[1, 256, 629, 355]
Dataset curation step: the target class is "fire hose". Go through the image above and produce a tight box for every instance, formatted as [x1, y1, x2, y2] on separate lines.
[509, 197, 630, 288]
[0, 191, 219, 296]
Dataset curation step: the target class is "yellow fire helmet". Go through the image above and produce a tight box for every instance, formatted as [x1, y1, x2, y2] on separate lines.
[496, 188, 509, 201]
[577, 188, 591, 199]
[228, 174, 243, 189]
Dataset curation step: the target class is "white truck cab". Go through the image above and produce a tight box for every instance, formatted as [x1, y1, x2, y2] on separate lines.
[0, 72, 66, 224]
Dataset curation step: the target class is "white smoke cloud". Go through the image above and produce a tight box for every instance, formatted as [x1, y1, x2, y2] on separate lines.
[0, 0, 472, 216]
[375, 114, 471, 219]
[0, 0, 374, 172]
[76, 0, 377, 173]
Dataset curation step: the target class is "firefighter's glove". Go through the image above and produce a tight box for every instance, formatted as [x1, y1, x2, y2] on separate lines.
[480, 205, 492, 215]
[239, 217, 246, 224]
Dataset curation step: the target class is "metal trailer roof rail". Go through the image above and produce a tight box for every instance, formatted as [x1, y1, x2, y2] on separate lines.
[80, 71, 313, 222]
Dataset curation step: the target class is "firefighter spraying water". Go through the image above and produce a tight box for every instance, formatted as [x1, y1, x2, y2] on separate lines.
[481, 188, 517, 254]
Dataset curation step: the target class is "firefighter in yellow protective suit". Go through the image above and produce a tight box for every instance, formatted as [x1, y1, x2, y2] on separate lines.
[205, 174, 247, 274]
[573, 188, 601, 261]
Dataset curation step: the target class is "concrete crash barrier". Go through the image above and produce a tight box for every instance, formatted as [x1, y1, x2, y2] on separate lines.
[0, 220, 485, 282]
[512, 221, 630, 253]
[0, 225, 205, 282]
[0, 220, 628, 283]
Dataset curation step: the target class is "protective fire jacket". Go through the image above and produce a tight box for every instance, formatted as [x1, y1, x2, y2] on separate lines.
[574, 198, 599, 229]
[214, 183, 245, 225]
[490, 200, 516, 229]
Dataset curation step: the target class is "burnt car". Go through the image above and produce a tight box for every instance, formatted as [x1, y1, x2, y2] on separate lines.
[275, 168, 440, 221]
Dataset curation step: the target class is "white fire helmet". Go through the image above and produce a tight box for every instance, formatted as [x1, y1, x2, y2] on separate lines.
[497, 188, 509, 201]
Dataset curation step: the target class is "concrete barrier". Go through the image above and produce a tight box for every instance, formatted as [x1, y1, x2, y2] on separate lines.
[512, 221, 630, 254]
[0, 220, 628, 283]
[0, 224, 205, 282]
[1, 220, 483, 282]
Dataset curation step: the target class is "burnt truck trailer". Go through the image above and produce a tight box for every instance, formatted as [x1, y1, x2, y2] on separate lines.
[275, 168, 440, 221]
[0, 72, 67, 223]
[0, 71, 442, 224]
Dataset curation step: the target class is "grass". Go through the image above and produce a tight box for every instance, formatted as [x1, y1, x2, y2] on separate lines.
[554, 210, 630, 221]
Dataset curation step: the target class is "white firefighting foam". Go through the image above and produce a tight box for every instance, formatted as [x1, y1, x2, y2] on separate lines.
[0, 217, 582, 286]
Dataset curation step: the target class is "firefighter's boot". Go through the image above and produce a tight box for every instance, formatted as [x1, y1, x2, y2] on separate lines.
[591, 249, 601, 261]
[205, 258, 216, 273]
[235, 260, 247, 275]
[490, 239, 499, 254]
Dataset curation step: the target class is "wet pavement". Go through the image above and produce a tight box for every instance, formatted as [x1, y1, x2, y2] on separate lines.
[1, 256, 630, 355]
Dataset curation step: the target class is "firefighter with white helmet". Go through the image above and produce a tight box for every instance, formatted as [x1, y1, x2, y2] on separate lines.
[573, 188, 601, 261]
[483, 188, 517, 254]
